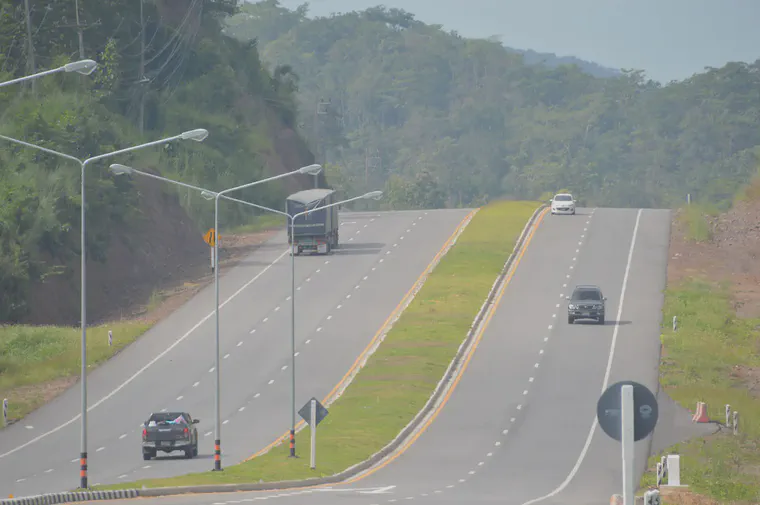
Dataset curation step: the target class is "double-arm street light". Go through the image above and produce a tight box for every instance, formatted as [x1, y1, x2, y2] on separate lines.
[0, 128, 209, 489]
[108, 164, 383, 462]
[111, 162, 322, 470]
[0, 59, 97, 88]
[282, 190, 383, 455]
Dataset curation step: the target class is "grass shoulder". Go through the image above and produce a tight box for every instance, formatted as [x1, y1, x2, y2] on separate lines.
[94, 200, 542, 490]
[638, 279, 760, 504]
[0, 322, 151, 427]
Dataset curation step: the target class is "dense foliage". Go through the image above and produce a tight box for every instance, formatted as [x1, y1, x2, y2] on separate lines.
[225, 1, 760, 210]
[0, 0, 314, 322]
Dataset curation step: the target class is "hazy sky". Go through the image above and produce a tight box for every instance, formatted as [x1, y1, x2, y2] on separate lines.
[270, 0, 760, 83]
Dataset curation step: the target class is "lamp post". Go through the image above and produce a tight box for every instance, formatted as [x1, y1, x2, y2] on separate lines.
[0, 128, 209, 489]
[285, 190, 383, 455]
[209, 164, 323, 469]
[108, 164, 382, 459]
[0, 59, 97, 88]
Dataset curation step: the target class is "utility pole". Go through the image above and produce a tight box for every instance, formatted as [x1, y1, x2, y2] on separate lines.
[23, 0, 36, 94]
[74, 0, 85, 58]
[138, 0, 145, 135]
[313, 98, 330, 188]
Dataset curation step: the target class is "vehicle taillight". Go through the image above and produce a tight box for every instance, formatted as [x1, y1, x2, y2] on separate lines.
[183, 427, 188, 435]
[142, 428, 147, 439]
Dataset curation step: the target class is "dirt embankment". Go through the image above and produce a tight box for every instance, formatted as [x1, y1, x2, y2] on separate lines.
[668, 199, 760, 319]
[21, 122, 319, 327]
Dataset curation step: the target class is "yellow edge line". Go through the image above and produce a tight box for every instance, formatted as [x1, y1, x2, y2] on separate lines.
[342, 205, 549, 484]
[244, 208, 478, 462]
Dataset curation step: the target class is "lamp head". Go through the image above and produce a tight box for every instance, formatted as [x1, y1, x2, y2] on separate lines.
[180, 129, 209, 142]
[109, 164, 133, 176]
[363, 190, 383, 201]
[64, 59, 98, 75]
[200, 190, 216, 201]
[298, 164, 322, 176]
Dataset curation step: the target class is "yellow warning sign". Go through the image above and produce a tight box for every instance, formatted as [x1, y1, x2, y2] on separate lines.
[203, 228, 218, 247]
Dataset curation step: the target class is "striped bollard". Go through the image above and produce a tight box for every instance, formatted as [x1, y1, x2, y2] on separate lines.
[2, 398, 7, 426]
[108, 330, 113, 347]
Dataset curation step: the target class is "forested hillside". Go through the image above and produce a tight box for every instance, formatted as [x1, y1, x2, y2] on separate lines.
[225, 1, 760, 210]
[0, 0, 319, 324]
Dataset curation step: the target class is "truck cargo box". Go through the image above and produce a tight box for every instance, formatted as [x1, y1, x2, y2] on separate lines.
[286, 188, 340, 255]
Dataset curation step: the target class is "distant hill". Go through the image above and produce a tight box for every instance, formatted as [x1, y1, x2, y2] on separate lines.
[504, 47, 621, 78]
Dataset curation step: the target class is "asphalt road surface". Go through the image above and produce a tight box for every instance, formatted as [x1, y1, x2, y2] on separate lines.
[109, 207, 673, 505]
[0, 208, 472, 496]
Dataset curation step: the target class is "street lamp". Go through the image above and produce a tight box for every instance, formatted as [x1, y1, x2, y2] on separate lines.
[0, 59, 98, 88]
[109, 164, 382, 460]
[208, 163, 322, 470]
[0, 128, 208, 489]
[284, 190, 383, 456]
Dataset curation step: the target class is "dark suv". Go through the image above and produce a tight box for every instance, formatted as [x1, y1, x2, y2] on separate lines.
[567, 285, 606, 324]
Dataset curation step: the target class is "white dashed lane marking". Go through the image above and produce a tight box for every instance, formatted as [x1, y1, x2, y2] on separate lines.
[8, 213, 420, 486]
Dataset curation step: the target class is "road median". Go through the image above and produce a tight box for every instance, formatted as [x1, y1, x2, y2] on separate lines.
[84, 201, 543, 496]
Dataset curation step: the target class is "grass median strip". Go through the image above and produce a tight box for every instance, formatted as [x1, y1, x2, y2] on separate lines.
[0, 322, 151, 427]
[638, 279, 760, 504]
[96, 200, 541, 490]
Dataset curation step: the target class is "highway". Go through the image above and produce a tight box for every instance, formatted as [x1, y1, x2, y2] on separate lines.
[110, 206, 673, 505]
[0, 208, 473, 497]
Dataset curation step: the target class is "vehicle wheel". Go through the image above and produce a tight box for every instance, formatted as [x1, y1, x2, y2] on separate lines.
[568, 316, 574, 324]
[193, 444, 199, 457]
[598, 315, 605, 325]
[572, 210, 576, 215]
[142, 451, 153, 461]
[184, 448, 193, 459]
[325, 242, 331, 255]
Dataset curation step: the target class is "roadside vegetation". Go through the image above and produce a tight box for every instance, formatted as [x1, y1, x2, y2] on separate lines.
[0, 322, 151, 425]
[638, 188, 760, 504]
[94, 199, 541, 489]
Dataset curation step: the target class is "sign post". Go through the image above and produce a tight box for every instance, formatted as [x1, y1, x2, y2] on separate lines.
[621, 385, 634, 504]
[203, 228, 217, 271]
[597, 380, 659, 505]
[2, 398, 7, 427]
[298, 397, 329, 470]
[310, 399, 317, 469]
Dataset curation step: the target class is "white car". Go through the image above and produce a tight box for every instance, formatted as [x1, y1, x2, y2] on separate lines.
[551, 193, 576, 215]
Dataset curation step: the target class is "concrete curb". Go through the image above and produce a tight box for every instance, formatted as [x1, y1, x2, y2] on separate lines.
[0, 490, 138, 505]
[11, 203, 546, 502]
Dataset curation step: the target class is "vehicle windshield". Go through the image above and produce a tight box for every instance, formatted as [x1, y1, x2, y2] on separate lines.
[554, 195, 573, 201]
[573, 289, 601, 301]
[148, 413, 187, 425]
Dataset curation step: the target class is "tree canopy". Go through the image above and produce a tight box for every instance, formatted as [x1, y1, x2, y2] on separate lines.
[226, 1, 760, 211]
[0, 0, 316, 323]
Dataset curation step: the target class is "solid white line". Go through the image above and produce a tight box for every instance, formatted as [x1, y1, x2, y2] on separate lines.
[0, 248, 290, 460]
[520, 209, 641, 505]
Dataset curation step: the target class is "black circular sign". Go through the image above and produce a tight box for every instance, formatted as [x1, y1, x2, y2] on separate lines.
[596, 380, 658, 442]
